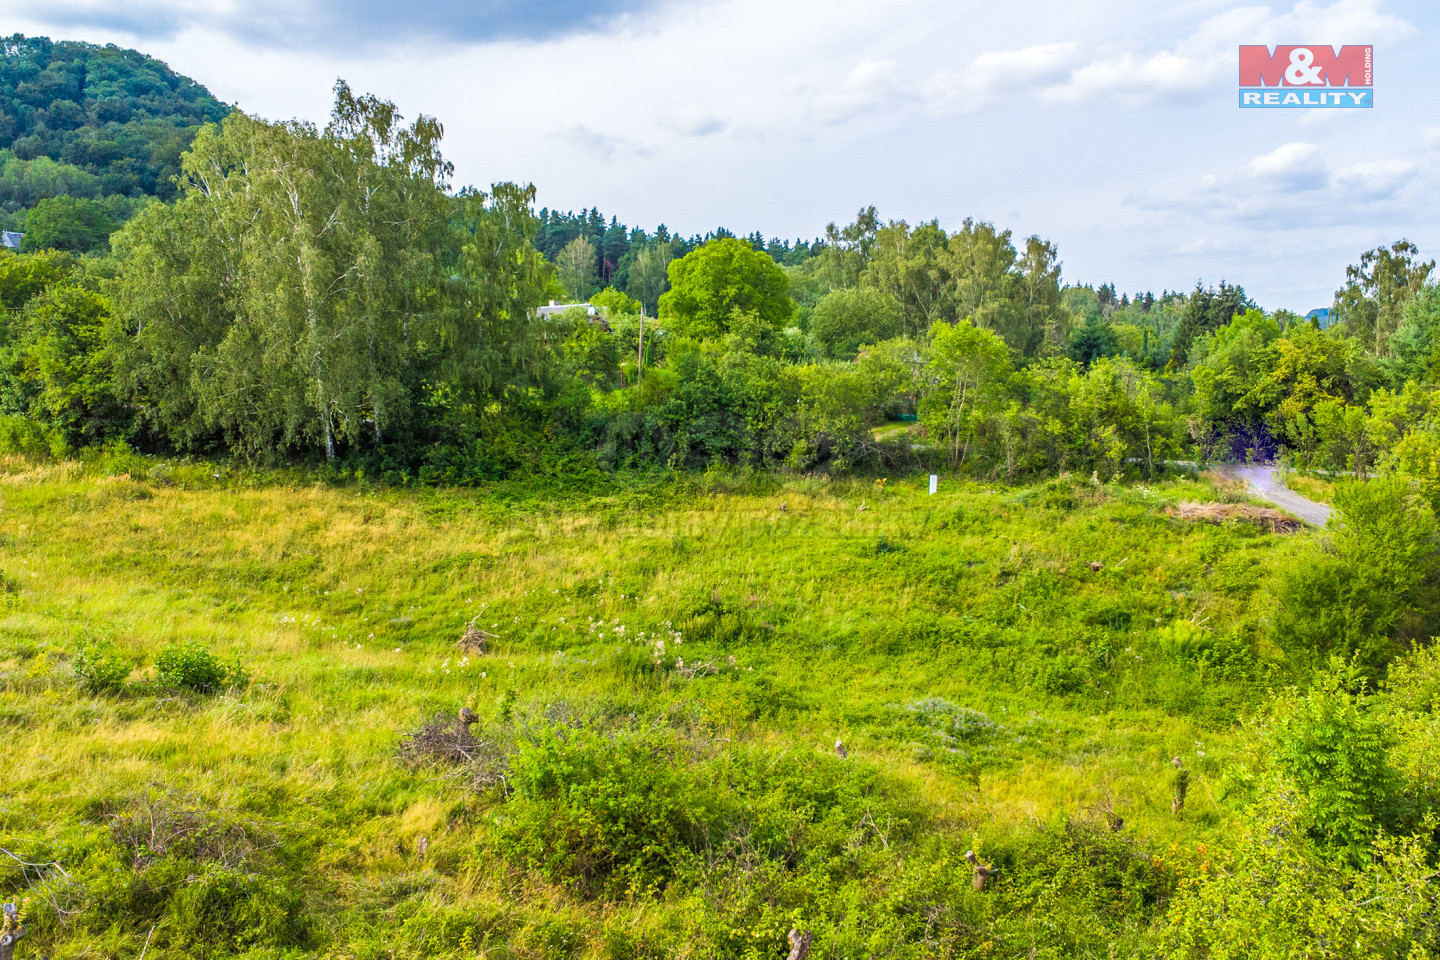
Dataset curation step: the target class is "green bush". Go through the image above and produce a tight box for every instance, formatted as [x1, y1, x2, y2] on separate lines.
[1271, 477, 1440, 669]
[166, 866, 309, 956]
[73, 638, 132, 694]
[1159, 793, 1438, 959]
[155, 640, 249, 693]
[0, 414, 52, 457]
[1271, 659, 1396, 860]
[498, 723, 701, 899]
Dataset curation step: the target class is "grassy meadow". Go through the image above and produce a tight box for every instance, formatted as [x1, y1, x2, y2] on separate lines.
[1, 457, 1313, 958]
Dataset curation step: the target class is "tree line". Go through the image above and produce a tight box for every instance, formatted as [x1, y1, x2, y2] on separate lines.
[1, 81, 1438, 500]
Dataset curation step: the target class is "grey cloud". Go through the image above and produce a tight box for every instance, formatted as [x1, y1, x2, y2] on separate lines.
[18, 0, 667, 49]
[661, 109, 727, 137]
[551, 122, 657, 162]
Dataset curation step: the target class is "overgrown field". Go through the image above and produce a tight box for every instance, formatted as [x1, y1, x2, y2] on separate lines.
[0, 459, 1428, 958]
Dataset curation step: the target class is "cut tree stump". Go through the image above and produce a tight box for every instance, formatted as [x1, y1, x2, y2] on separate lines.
[786, 929, 812, 960]
[1171, 757, 1189, 817]
[0, 903, 24, 960]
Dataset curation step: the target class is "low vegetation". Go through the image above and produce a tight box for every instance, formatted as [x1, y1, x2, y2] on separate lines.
[2, 455, 1439, 958]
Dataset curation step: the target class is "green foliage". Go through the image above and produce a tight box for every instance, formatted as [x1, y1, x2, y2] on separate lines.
[1271, 477, 1439, 668]
[1271, 660, 1396, 857]
[626, 241, 672, 315]
[0, 412, 51, 455]
[499, 722, 701, 898]
[0, 247, 75, 307]
[72, 637, 132, 693]
[1065, 314, 1115, 364]
[1, 281, 127, 443]
[1168, 281, 1251, 367]
[808, 286, 904, 359]
[154, 639, 249, 693]
[1332, 239, 1435, 357]
[1159, 792, 1439, 958]
[556, 234, 597, 301]
[0, 33, 229, 216]
[18, 194, 116, 252]
[590, 286, 641, 317]
[1388, 283, 1440, 381]
[110, 83, 550, 462]
[659, 237, 793, 341]
[165, 866, 309, 956]
[920, 319, 1011, 469]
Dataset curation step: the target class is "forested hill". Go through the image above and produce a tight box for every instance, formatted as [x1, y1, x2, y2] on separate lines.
[0, 34, 231, 246]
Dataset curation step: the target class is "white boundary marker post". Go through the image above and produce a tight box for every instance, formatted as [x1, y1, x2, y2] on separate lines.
[929, 475, 938, 495]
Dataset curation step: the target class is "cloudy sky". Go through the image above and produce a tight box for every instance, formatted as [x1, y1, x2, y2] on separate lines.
[11, 0, 1437, 309]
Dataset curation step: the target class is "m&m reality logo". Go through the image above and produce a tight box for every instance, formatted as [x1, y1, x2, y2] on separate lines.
[1238, 45, 1372, 108]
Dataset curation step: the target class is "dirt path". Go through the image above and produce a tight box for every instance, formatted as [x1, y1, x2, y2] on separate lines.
[1213, 463, 1332, 528]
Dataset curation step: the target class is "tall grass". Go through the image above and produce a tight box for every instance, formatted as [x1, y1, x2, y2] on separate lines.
[0, 460, 1307, 957]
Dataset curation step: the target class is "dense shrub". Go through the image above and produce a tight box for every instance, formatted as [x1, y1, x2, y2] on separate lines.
[72, 637, 131, 693]
[1271, 660, 1397, 859]
[1159, 793, 1439, 959]
[0, 413, 54, 457]
[154, 640, 248, 693]
[1270, 477, 1440, 669]
[497, 723, 701, 899]
[165, 866, 309, 956]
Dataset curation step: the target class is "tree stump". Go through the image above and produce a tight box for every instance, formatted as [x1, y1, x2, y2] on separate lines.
[964, 850, 998, 890]
[786, 929, 812, 960]
[0, 903, 24, 960]
[834, 739, 847, 759]
[1171, 757, 1189, 817]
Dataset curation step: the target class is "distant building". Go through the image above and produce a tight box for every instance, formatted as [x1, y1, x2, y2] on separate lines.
[1305, 307, 1333, 328]
[535, 300, 612, 331]
[0, 231, 22, 251]
[536, 300, 599, 319]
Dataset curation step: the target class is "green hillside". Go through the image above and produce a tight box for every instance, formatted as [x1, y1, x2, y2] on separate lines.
[3, 460, 1438, 958]
[0, 34, 230, 248]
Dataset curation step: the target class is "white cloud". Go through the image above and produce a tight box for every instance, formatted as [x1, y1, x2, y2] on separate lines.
[965, 42, 1079, 92]
[1243, 141, 1328, 191]
[1134, 138, 1433, 230]
[809, 58, 916, 124]
[1333, 159, 1420, 201]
